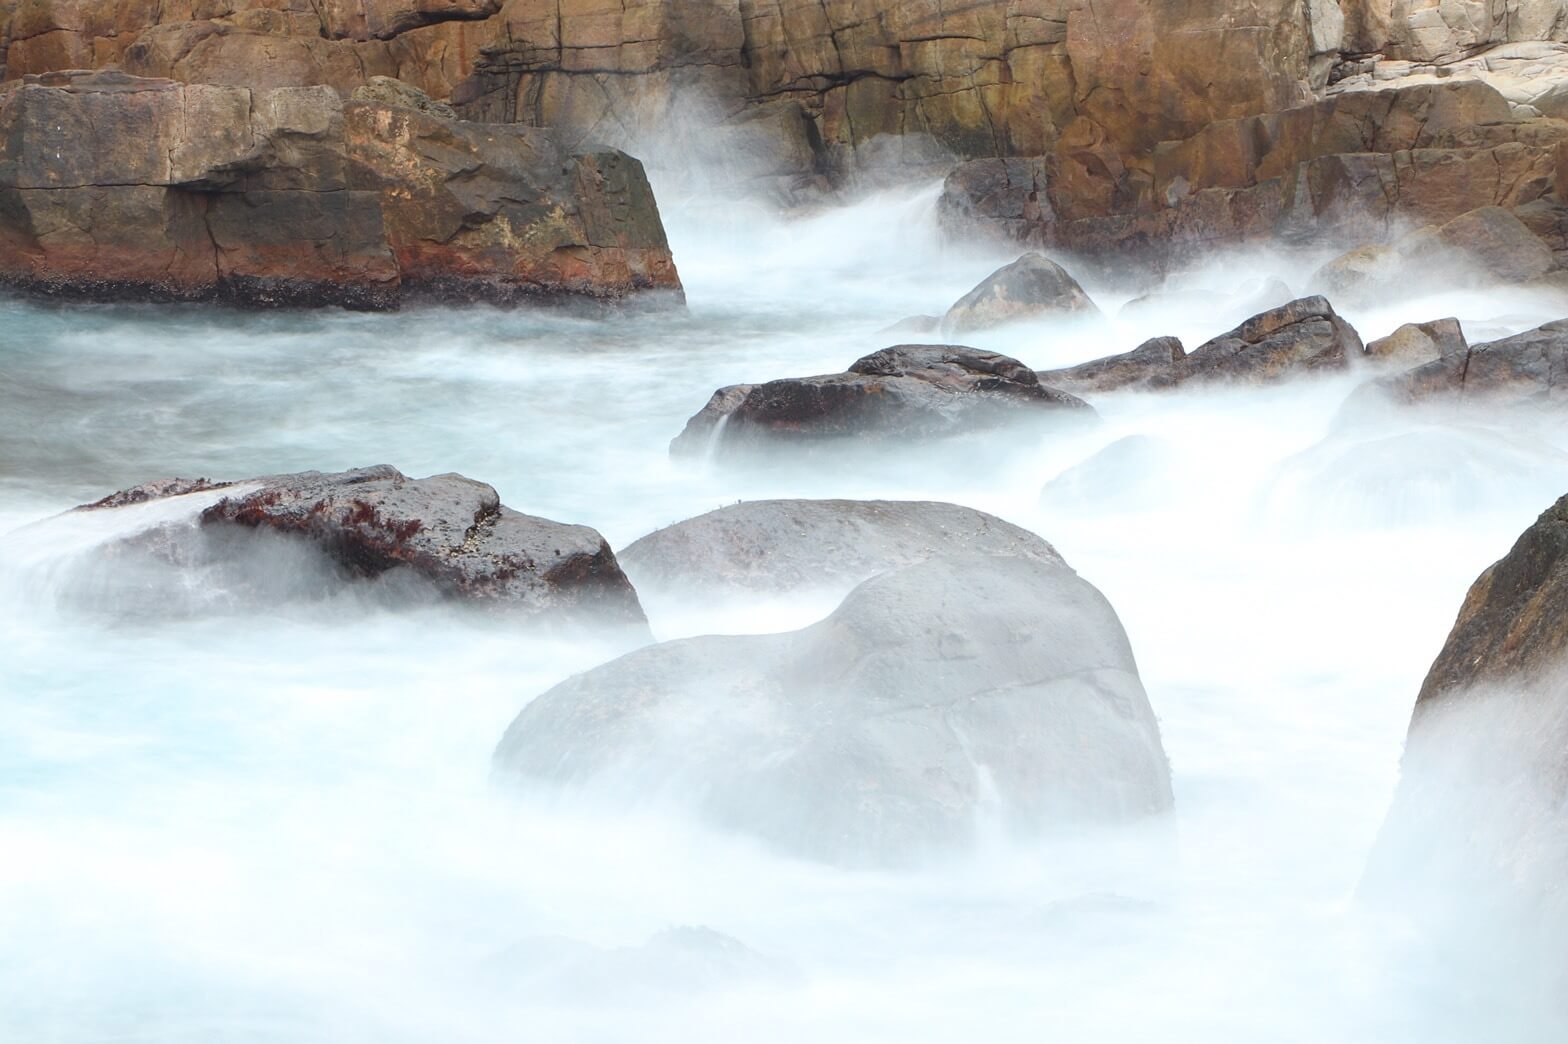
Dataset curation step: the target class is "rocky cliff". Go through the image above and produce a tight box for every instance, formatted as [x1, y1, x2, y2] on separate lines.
[7, 1, 1568, 258]
[0, 68, 680, 307]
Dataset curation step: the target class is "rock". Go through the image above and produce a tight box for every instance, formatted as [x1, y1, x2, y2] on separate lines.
[350, 75, 456, 118]
[1040, 435, 1188, 512]
[1433, 205, 1556, 283]
[1417, 490, 1568, 707]
[619, 499, 1061, 603]
[1371, 320, 1568, 406]
[1037, 337, 1187, 396]
[0, 70, 681, 308]
[1365, 318, 1468, 367]
[942, 253, 1099, 334]
[1182, 296, 1365, 384]
[670, 345, 1094, 459]
[78, 465, 648, 628]
[494, 551, 1174, 865]
[1037, 297, 1364, 396]
[879, 314, 943, 336]
[1310, 244, 1402, 301]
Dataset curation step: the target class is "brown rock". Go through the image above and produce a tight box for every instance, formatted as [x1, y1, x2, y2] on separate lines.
[1433, 205, 1556, 283]
[1365, 318, 1468, 367]
[1037, 336, 1187, 395]
[0, 70, 682, 307]
[1372, 320, 1568, 406]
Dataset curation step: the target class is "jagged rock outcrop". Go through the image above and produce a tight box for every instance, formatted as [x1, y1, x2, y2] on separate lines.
[1415, 490, 1568, 709]
[495, 549, 1174, 866]
[942, 252, 1099, 335]
[0, 70, 680, 306]
[1038, 297, 1364, 394]
[78, 464, 649, 627]
[620, 499, 1059, 603]
[1371, 319, 1568, 406]
[670, 344, 1093, 459]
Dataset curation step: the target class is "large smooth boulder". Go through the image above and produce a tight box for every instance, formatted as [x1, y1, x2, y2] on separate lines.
[0, 70, 681, 308]
[1037, 297, 1364, 395]
[77, 465, 648, 628]
[619, 499, 1060, 602]
[942, 252, 1099, 334]
[1372, 320, 1568, 406]
[670, 345, 1093, 459]
[495, 551, 1174, 865]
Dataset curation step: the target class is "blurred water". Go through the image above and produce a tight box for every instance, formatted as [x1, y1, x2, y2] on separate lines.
[3, 180, 1568, 1042]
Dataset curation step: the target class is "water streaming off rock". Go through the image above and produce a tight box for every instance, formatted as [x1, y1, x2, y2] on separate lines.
[3, 182, 1568, 1043]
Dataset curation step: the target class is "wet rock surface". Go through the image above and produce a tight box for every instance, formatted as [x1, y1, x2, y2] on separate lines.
[79, 465, 647, 627]
[1365, 318, 1468, 368]
[495, 551, 1174, 866]
[671, 345, 1093, 459]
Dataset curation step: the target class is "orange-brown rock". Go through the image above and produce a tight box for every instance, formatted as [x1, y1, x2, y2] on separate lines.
[0, 69, 681, 307]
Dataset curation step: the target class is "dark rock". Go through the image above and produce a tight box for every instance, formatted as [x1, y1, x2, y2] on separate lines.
[619, 499, 1061, 602]
[494, 552, 1173, 866]
[79, 465, 647, 627]
[1416, 493, 1568, 709]
[670, 345, 1094, 459]
[1372, 320, 1568, 406]
[943, 252, 1100, 334]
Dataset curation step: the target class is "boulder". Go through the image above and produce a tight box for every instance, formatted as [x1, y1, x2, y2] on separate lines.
[619, 499, 1060, 602]
[0, 70, 681, 308]
[1433, 206, 1556, 283]
[1037, 298, 1364, 395]
[1037, 336, 1187, 396]
[1182, 296, 1365, 383]
[350, 74, 456, 118]
[77, 465, 648, 628]
[1371, 320, 1568, 406]
[1365, 318, 1468, 367]
[494, 551, 1174, 865]
[942, 253, 1099, 334]
[1310, 244, 1402, 301]
[1415, 492, 1568, 709]
[670, 345, 1093, 459]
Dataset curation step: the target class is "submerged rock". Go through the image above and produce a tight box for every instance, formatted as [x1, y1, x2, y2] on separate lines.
[1370, 320, 1568, 407]
[0, 70, 681, 308]
[619, 498, 1060, 602]
[1037, 297, 1364, 395]
[495, 551, 1173, 866]
[943, 253, 1100, 334]
[78, 466, 647, 628]
[670, 345, 1093, 459]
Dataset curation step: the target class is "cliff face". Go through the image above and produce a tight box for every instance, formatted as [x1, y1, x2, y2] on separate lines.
[0, 69, 681, 307]
[6, 1, 1568, 257]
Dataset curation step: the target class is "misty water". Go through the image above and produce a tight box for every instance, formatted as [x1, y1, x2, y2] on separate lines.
[4, 181, 1568, 1042]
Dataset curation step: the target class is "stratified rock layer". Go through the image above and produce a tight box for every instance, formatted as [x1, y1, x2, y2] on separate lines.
[0, 70, 680, 307]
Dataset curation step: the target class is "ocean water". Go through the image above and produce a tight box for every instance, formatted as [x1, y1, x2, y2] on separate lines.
[2, 181, 1567, 1043]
